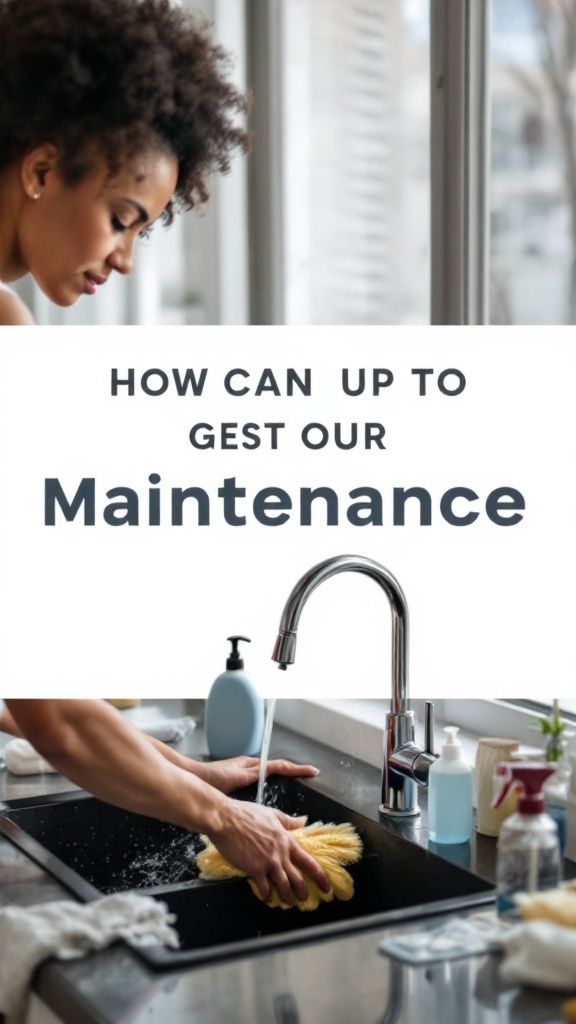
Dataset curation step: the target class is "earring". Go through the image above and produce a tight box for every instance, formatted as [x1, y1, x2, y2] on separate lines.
[32, 190, 41, 200]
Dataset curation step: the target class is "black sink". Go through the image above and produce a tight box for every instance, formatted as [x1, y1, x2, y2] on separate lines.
[0, 778, 494, 969]
[0, 790, 204, 893]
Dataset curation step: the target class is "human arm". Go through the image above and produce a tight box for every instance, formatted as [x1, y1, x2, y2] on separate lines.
[0, 702, 23, 736]
[141, 735, 320, 795]
[5, 700, 329, 903]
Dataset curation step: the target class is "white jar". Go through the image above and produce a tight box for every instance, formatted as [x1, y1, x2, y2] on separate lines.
[475, 737, 519, 836]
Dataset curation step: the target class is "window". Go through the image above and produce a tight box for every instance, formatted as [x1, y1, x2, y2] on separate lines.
[490, 0, 576, 324]
[279, 0, 431, 324]
[13, 0, 576, 326]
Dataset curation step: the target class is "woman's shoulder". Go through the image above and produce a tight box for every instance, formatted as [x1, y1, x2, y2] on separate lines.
[0, 284, 35, 325]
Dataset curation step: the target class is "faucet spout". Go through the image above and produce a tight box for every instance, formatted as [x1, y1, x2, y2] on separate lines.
[272, 555, 436, 818]
[272, 555, 408, 715]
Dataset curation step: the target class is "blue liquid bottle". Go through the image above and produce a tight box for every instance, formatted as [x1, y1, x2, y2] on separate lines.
[428, 726, 473, 844]
[205, 636, 264, 759]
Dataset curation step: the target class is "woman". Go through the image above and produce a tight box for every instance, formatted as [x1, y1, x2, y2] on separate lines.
[0, 0, 248, 324]
[0, 0, 330, 903]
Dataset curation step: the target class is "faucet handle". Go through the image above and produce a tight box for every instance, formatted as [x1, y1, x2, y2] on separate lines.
[424, 701, 436, 756]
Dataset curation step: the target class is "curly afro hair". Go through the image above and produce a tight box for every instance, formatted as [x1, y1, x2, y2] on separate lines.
[0, 0, 250, 223]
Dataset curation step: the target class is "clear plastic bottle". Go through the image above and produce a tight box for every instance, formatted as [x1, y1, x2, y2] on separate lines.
[543, 745, 571, 855]
[566, 752, 576, 863]
[428, 726, 473, 844]
[494, 762, 561, 920]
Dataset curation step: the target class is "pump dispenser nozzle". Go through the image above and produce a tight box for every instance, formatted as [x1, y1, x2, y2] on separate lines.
[225, 635, 251, 670]
[493, 761, 556, 815]
[441, 726, 463, 760]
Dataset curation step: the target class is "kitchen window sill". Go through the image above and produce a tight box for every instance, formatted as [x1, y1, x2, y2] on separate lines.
[274, 698, 544, 783]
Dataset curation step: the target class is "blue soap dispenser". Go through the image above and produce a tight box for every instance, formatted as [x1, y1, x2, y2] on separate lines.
[428, 726, 473, 844]
[205, 636, 265, 759]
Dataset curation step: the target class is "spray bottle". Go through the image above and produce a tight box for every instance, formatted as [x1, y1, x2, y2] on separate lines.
[492, 762, 561, 919]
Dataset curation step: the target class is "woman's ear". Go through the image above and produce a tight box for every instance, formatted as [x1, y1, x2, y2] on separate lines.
[20, 144, 59, 201]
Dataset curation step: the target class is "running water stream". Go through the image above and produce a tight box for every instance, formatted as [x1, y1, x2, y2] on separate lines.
[256, 697, 277, 804]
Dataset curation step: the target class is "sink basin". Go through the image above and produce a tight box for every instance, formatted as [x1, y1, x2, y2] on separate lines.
[0, 789, 204, 894]
[0, 778, 494, 969]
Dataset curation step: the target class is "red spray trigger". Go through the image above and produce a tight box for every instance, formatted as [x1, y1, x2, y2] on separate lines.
[492, 761, 556, 815]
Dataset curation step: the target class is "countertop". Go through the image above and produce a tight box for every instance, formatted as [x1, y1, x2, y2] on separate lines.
[0, 701, 573, 1024]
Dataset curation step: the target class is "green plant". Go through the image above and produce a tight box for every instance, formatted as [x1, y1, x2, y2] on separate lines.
[533, 701, 565, 762]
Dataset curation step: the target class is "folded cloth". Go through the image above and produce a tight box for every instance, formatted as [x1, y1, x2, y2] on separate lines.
[136, 714, 197, 743]
[0, 893, 179, 1024]
[492, 886, 576, 990]
[3, 715, 197, 775]
[196, 820, 362, 911]
[465, 893, 576, 991]
[107, 706, 198, 743]
[3, 739, 57, 775]
[498, 919, 576, 990]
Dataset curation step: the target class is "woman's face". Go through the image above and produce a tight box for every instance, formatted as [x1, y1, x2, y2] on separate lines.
[18, 148, 179, 306]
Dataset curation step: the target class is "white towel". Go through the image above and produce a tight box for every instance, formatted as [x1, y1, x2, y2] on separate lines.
[499, 919, 576, 990]
[135, 714, 197, 743]
[457, 911, 576, 991]
[3, 739, 57, 775]
[0, 893, 179, 1024]
[1, 715, 197, 775]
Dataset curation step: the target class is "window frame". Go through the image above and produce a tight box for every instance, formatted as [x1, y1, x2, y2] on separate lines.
[430, 0, 491, 324]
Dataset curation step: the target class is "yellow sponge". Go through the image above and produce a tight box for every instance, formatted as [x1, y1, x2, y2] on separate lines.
[515, 888, 576, 928]
[196, 821, 363, 911]
[562, 997, 576, 1023]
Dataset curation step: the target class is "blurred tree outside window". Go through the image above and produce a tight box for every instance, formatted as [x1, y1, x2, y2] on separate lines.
[491, 0, 576, 324]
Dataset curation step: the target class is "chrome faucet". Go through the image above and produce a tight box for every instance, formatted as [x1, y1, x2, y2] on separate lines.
[272, 555, 436, 817]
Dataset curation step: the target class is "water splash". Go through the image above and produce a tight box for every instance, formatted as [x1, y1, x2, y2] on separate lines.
[110, 832, 204, 892]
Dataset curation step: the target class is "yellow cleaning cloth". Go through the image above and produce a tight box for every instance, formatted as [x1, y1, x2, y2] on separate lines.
[515, 888, 576, 928]
[196, 821, 363, 911]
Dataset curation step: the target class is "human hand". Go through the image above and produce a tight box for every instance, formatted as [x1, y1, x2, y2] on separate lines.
[192, 756, 319, 795]
[207, 798, 331, 905]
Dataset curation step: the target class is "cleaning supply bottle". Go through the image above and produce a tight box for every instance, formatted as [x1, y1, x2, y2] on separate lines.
[428, 726, 473, 844]
[543, 742, 572, 855]
[475, 736, 520, 836]
[493, 762, 561, 920]
[205, 636, 265, 759]
[565, 751, 576, 863]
